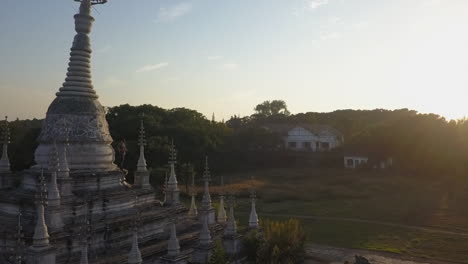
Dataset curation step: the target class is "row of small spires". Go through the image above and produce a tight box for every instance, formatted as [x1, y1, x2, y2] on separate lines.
[8, 119, 258, 263]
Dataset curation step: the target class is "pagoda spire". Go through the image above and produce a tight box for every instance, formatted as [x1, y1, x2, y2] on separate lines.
[199, 215, 212, 246]
[225, 195, 237, 236]
[128, 229, 142, 264]
[199, 156, 215, 224]
[217, 176, 227, 223]
[137, 120, 147, 171]
[48, 142, 61, 207]
[135, 120, 151, 188]
[248, 184, 259, 229]
[0, 116, 10, 173]
[188, 173, 198, 218]
[56, 0, 99, 98]
[33, 170, 50, 248]
[165, 140, 180, 205]
[201, 156, 212, 210]
[167, 222, 181, 257]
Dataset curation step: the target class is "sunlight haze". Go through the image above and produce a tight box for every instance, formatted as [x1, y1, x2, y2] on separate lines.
[1, 0, 467, 120]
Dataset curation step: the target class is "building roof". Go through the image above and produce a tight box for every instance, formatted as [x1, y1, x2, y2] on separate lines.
[263, 123, 343, 137]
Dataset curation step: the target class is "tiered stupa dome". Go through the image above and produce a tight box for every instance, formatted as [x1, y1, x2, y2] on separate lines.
[34, 0, 116, 171]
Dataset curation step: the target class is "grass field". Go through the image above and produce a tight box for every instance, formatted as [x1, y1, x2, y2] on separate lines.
[199, 167, 468, 263]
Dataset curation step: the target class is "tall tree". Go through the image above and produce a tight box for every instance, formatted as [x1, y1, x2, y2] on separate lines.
[254, 100, 290, 117]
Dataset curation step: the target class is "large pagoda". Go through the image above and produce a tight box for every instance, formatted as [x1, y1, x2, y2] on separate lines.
[0, 1, 229, 263]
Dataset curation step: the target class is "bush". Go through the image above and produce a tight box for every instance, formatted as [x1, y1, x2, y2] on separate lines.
[208, 241, 229, 264]
[242, 218, 306, 264]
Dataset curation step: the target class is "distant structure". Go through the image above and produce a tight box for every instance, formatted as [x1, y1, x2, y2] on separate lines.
[344, 155, 369, 169]
[264, 124, 344, 151]
[344, 150, 394, 169]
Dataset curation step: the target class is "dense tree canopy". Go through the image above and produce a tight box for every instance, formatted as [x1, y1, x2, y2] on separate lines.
[5, 103, 468, 180]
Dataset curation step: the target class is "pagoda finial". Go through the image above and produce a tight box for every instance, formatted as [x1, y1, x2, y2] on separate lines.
[188, 172, 198, 218]
[201, 156, 212, 210]
[167, 222, 181, 257]
[128, 229, 142, 264]
[217, 175, 227, 223]
[135, 120, 151, 188]
[199, 215, 212, 246]
[56, 0, 106, 98]
[137, 120, 147, 170]
[165, 140, 180, 205]
[33, 169, 50, 248]
[248, 178, 259, 229]
[48, 142, 61, 206]
[225, 195, 237, 236]
[0, 116, 10, 173]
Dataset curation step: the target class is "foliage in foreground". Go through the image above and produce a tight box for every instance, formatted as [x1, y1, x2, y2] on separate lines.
[208, 241, 229, 264]
[243, 218, 306, 264]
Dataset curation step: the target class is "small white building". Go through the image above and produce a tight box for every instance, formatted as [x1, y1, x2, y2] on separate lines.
[344, 156, 369, 168]
[264, 124, 344, 152]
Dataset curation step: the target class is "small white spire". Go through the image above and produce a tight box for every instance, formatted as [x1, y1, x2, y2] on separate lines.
[248, 188, 259, 229]
[137, 120, 147, 172]
[165, 140, 180, 205]
[201, 156, 212, 210]
[33, 169, 50, 248]
[128, 230, 142, 264]
[217, 176, 227, 223]
[80, 242, 89, 264]
[48, 142, 61, 206]
[167, 222, 181, 257]
[188, 173, 198, 218]
[0, 116, 10, 173]
[135, 120, 151, 189]
[167, 140, 178, 186]
[199, 215, 212, 246]
[225, 195, 237, 236]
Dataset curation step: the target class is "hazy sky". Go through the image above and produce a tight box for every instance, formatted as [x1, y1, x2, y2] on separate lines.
[1, 0, 468, 121]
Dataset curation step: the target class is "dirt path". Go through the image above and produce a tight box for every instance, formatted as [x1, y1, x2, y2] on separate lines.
[305, 244, 460, 264]
[262, 213, 468, 237]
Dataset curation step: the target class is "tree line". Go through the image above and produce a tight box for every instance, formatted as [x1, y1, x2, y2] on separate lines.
[5, 100, 468, 180]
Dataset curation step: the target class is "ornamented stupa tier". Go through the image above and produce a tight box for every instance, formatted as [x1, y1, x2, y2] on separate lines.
[34, 0, 116, 171]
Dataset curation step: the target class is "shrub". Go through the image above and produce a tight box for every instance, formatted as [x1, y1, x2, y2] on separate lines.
[251, 219, 306, 264]
[208, 241, 229, 264]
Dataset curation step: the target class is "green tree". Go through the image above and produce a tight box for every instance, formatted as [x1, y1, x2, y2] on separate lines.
[254, 100, 290, 117]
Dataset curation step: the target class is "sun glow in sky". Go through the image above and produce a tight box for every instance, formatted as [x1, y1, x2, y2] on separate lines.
[1, 0, 467, 120]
